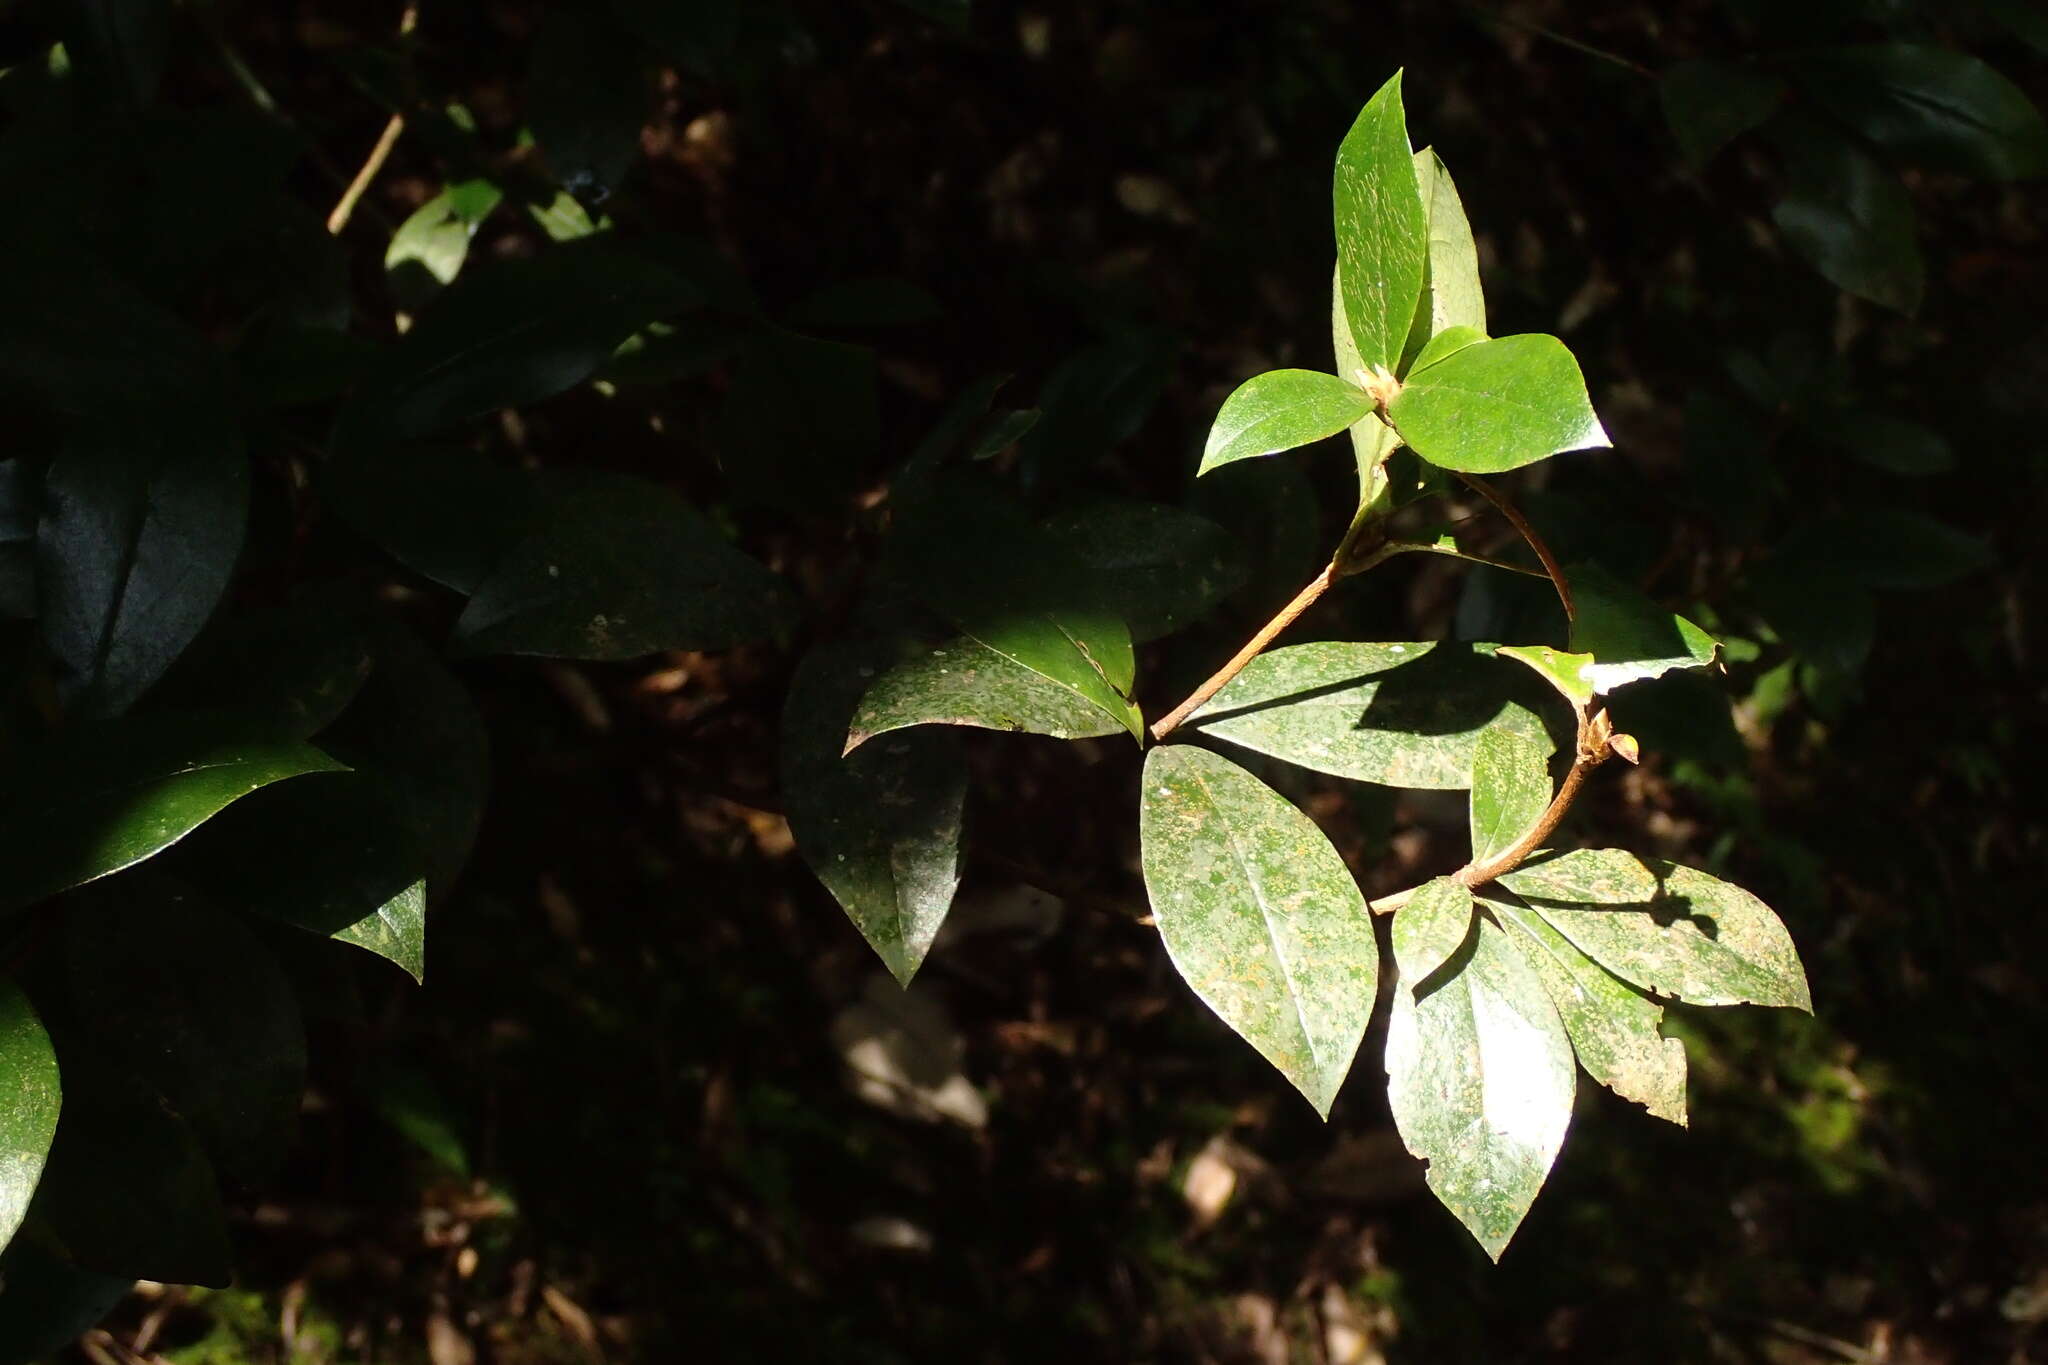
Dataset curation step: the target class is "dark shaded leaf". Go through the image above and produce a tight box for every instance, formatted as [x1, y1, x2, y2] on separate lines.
[1039, 501, 1245, 642]
[324, 445, 548, 596]
[1794, 43, 2048, 179]
[0, 983, 58, 1251]
[1769, 116, 1924, 314]
[528, 9, 647, 199]
[59, 0, 169, 109]
[787, 277, 943, 330]
[1566, 561, 1720, 694]
[1660, 60, 1784, 167]
[0, 1239, 132, 1361]
[784, 641, 967, 983]
[1775, 509, 1992, 590]
[1014, 330, 1179, 485]
[713, 327, 879, 512]
[1806, 411, 1954, 475]
[1140, 745, 1377, 1117]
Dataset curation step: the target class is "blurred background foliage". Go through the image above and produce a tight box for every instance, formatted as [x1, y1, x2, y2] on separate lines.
[0, 0, 2043, 1360]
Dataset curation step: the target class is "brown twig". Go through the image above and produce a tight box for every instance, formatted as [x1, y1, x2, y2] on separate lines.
[1453, 736, 1603, 890]
[1149, 560, 1340, 742]
[325, 3, 421, 235]
[1455, 471, 1575, 622]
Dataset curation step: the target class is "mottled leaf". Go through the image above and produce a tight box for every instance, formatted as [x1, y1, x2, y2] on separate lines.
[785, 642, 967, 984]
[1396, 148, 1487, 370]
[1198, 369, 1373, 475]
[1567, 562, 1720, 694]
[1185, 642, 1553, 789]
[1388, 334, 1608, 474]
[0, 717, 347, 913]
[1795, 43, 2048, 179]
[1485, 892, 1688, 1125]
[1391, 876, 1474, 990]
[0, 982, 59, 1250]
[453, 474, 799, 659]
[1140, 745, 1377, 1117]
[1333, 71, 1427, 373]
[1500, 850, 1811, 1010]
[1660, 60, 1784, 167]
[847, 637, 1128, 749]
[1469, 726, 1552, 864]
[1384, 910, 1575, 1260]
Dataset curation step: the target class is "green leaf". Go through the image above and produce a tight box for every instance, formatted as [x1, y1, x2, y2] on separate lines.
[1391, 877, 1474, 990]
[1566, 562, 1720, 694]
[1469, 726, 1552, 864]
[153, 597, 375, 740]
[1039, 501, 1246, 642]
[1485, 891, 1688, 1125]
[1769, 117, 1924, 315]
[526, 188, 610, 242]
[0, 983, 59, 1251]
[846, 637, 1129, 749]
[1332, 71, 1427, 374]
[528, 9, 647, 199]
[1500, 850, 1811, 1010]
[1774, 509, 1991, 590]
[1198, 370, 1374, 476]
[0, 1239, 134, 1358]
[1388, 334, 1608, 473]
[452, 474, 800, 659]
[968, 408, 1041, 459]
[24, 1034, 231, 1286]
[0, 718, 348, 913]
[1014, 330, 1178, 485]
[784, 642, 967, 984]
[1405, 323, 1485, 377]
[37, 410, 249, 719]
[1139, 745, 1377, 1117]
[63, 875, 307, 1184]
[712, 327, 879, 513]
[385, 183, 503, 310]
[324, 445, 549, 596]
[1395, 148, 1487, 371]
[339, 240, 699, 446]
[1384, 910, 1574, 1260]
[1497, 644, 1596, 711]
[1184, 642, 1553, 789]
[1659, 60, 1784, 168]
[1794, 43, 2048, 179]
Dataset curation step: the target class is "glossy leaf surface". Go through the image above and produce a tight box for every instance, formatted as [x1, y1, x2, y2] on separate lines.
[1469, 725, 1552, 864]
[1388, 334, 1608, 473]
[453, 475, 799, 659]
[785, 642, 967, 984]
[1384, 910, 1574, 1260]
[1185, 642, 1552, 789]
[1566, 562, 1719, 694]
[1501, 850, 1811, 1010]
[1198, 370, 1373, 476]
[0, 983, 59, 1251]
[847, 637, 1129, 748]
[1391, 876, 1473, 990]
[1333, 71, 1427, 373]
[1140, 745, 1377, 1117]
[1398, 148, 1486, 369]
[1485, 892, 1688, 1125]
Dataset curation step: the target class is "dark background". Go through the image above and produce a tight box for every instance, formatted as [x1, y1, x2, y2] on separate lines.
[11, 0, 2048, 1360]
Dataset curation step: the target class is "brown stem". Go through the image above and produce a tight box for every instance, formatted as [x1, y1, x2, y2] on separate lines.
[325, 2, 420, 235]
[1149, 560, 1339, 741]
[1455, 471, 1574, 623]
[1452, 743, 1600, 890]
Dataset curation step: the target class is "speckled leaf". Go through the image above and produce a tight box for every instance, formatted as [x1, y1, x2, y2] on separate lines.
[1388, 334, 1609, 474]
[1401, 148, 1486, 360]
[1501, 850, 1811, 1010]
[452, 474, 798, 659]
[0, 718, 348, 913]
[1185, 642, 1552, 790]
[786, 642, 966, 984]
[1331, 271, 1404, 507]
[846, 637, 1128, 749]
[1198, 370, 1373, 475]
[1498, 645, 1596, 712]
[1384, 910, 1574, 1260]
[0, 982, 59, 1250]
[1567, 562, 1718, 694]
[1469, 726, 1552, 863]
[1391, 877, 1473, 991]
[1140, 745, 1377, 1118]
[1484, 891, 1688, 1125]
[1333, 71, 1427, 374]
[1039, 501, 1245, 642]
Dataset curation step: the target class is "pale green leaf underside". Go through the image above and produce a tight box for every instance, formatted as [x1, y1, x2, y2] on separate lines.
[1388, 334, 1608, 474]
[847, 637, 1129, 750]
[1384, 911, 1575, 1260]
[1411, 147, 1487, 342]
[1498, 645, 1597, 711]
[333, 880, 428, 982]
[1567, 562, 1719, 694]
[1484, 891, 1688, 1125]
[1469, 725, 1553, 863]
[1141, 745, 1377, 1118]
[1184, 642, 1552, 790]
[1500, 849, 1811, 1011]
[1198, 370, 1373, 475]
[1391, 876, 1473, 989]
[0, 981, 60, 1251]
[1333, 70, 1427, 374]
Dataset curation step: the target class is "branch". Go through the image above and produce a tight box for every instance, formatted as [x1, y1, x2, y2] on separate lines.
[1149, 559, 1340, 742]
[1455, 471, 1574, 622]
[325, 2, 421, 235]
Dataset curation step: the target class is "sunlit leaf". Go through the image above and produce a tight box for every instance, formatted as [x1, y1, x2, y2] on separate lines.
[847, 637, 1129, 749]
[1497, 644, 1596, 711]
[1140, 745, 1377, 1117]
[1391, 876, 1473, 990]
[1333, 70, 1427, 373]
[1384, 910, 1574, 1260]
[1197, 369, 1373, 476]
[1469, 725, 1552, 864]
[1396, 148, 1487, 370]
[1566, 562, 1720, 694]
[0, 983, 59, 1251]
[1388, 334, 1608, 473]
